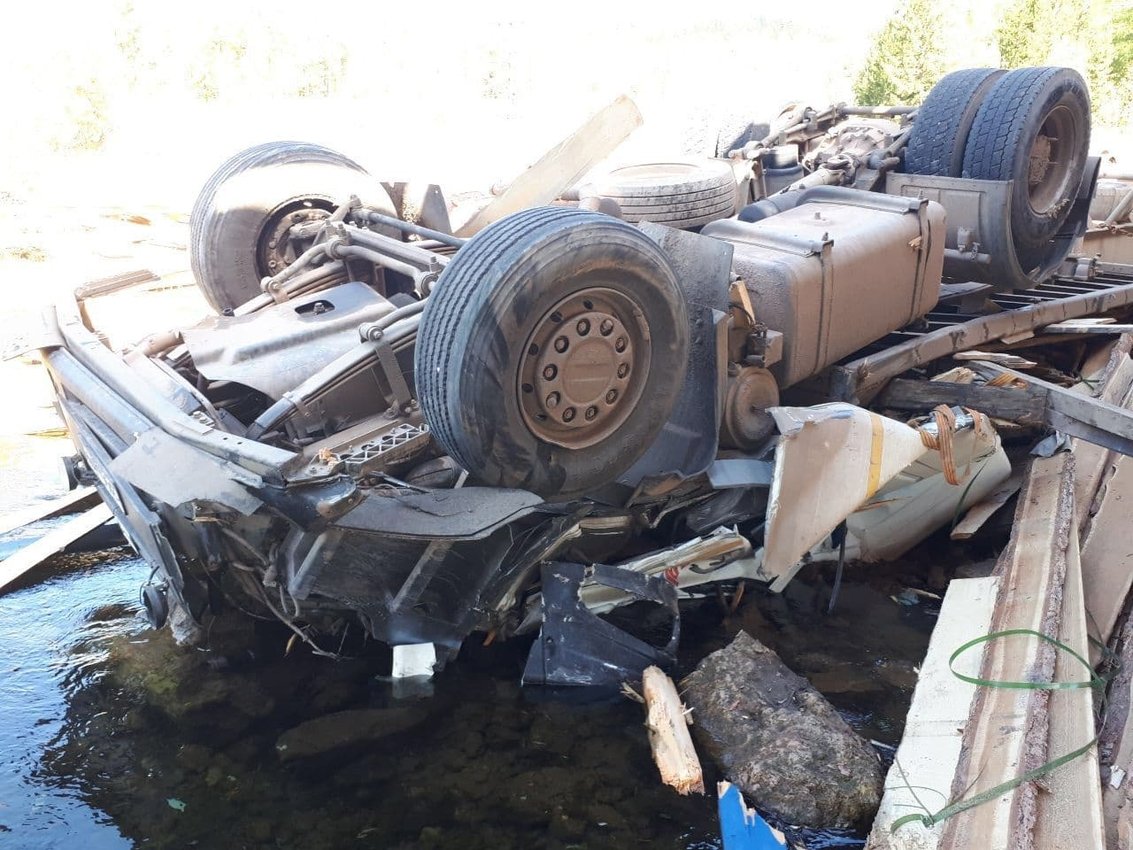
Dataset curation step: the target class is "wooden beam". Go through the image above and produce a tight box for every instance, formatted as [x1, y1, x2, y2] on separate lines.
[0, 503, 114, 594]
[1033, 506, 1105, 848]
[455, 95, 643, 237]
[967, 361, 1133, 458]
[866, 576, 1000, 850]
[939, 453, 1077, 850]
[876, 378, 1047, 425]
[0, 486, 99, 537]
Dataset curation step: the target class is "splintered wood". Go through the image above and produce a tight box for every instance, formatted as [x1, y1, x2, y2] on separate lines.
[641, 666, 704, 796]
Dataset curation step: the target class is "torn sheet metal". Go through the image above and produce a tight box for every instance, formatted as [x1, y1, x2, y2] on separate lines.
[109, 428, 264, 516]
[844, 413, 1010, 563]
[336, 487, 543, 540]
[580, 527, 753, 615]
[762, 403, 929, 589]
[522, 562, 679, 687]
[181, 282, 395, 400]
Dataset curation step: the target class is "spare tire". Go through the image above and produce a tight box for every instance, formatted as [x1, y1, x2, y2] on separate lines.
[415, 206, 689, 500]
[189, 141, 396, 313]
[905, 67, 1005, 176]
[580, 160, 737, 229]
[962, 67, 1091, 253]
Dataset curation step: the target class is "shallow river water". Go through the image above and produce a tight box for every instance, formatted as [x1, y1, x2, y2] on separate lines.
[0, 429, 940, 850]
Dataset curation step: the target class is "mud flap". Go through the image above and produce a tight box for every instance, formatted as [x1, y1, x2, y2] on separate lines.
[521, 562, 680, 687]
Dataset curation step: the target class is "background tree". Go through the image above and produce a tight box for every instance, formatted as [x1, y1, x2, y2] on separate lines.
[853, 0, 948, 105]
[996, 0, 1133, 125]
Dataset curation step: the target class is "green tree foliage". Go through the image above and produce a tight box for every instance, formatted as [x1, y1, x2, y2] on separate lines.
[853, 0, 948, 105]
[1114, 3, 1133, 80]
[996, 0, 1133, 124]
[995, 0, 1078, 67]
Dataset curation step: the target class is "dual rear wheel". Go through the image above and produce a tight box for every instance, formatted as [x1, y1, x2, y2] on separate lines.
[906, 66, 1091, 261]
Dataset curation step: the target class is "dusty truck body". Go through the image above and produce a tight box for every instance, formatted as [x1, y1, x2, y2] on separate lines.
[27, 65, 1120, 683]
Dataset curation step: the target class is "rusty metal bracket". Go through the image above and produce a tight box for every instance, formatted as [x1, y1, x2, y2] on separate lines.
[373, 335, 412, 410]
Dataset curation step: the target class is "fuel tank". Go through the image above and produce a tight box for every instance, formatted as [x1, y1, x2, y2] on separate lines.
[702, 189, 944, 387]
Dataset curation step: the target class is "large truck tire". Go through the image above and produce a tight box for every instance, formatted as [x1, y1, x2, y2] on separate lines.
[905, 68, 1005, 176]
[189, 141, 396, 313]
[580, 160, 737, 229]
[962, 67, 1091, 255]
[415, 206, 689, 500]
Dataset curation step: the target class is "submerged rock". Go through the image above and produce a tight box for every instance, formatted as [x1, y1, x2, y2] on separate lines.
[682, 630, 883, 828]
[276, 708, 429, 762]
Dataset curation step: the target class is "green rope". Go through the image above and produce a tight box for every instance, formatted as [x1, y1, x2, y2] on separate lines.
[890, 628, 1107, 833]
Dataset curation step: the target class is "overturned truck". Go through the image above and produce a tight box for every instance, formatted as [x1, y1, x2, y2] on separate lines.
[32, 65, 1115, 682]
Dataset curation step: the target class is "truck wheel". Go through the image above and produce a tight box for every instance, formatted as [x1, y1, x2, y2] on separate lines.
[962, 67, 1091, 252]
[415, 206, 689, 500]
[580, 160, 737, 229]
[190, 141, 396, 313]
[905, 68, 1004, 176]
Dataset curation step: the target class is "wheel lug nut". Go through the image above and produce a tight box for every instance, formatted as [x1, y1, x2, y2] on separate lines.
[542, 364, 557, 380]
[585, 406, 598, 420]
[562, 407, 576, 422]
[614, 336, 627, 353]
[617, 363, 629, 378]
[554, 337, 569, 353]
[546, 391, 560, 409]
[605, 389, 618, 404]
[600, 319, 614, 336]
[576, 318, 590, 336]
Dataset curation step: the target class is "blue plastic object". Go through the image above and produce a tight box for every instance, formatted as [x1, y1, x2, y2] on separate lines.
[718, 782, 786, 850]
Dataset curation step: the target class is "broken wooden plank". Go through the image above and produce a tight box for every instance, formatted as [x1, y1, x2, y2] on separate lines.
[0, 503, 114, 594]
[455, 95, 643, 237]
[1080, 439, 1133, 659]
[939, 452, 1076, 850]
[950, 469, 1024, 540]
[953, 350, 1037, 369]
[1045, 319, 1133, 335]
[866, 576, 1000, 850]
[876, 378, 1047, 425]
[1101, 616, 1133, 847]
[1033, 510, 1104, 849]
[641, 665, 704, 795]
[1069, 334, 1133, 530]
[73, 269, 159, 301]
[0, 486, 99, 537]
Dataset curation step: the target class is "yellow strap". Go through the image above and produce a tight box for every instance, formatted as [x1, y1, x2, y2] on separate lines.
[867, 412, 885, 497]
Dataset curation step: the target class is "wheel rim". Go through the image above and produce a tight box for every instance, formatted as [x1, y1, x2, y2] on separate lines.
[1026, 104, 1080, 216]
[517, 287, 651, 449]
[256, 198, 335, 276]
